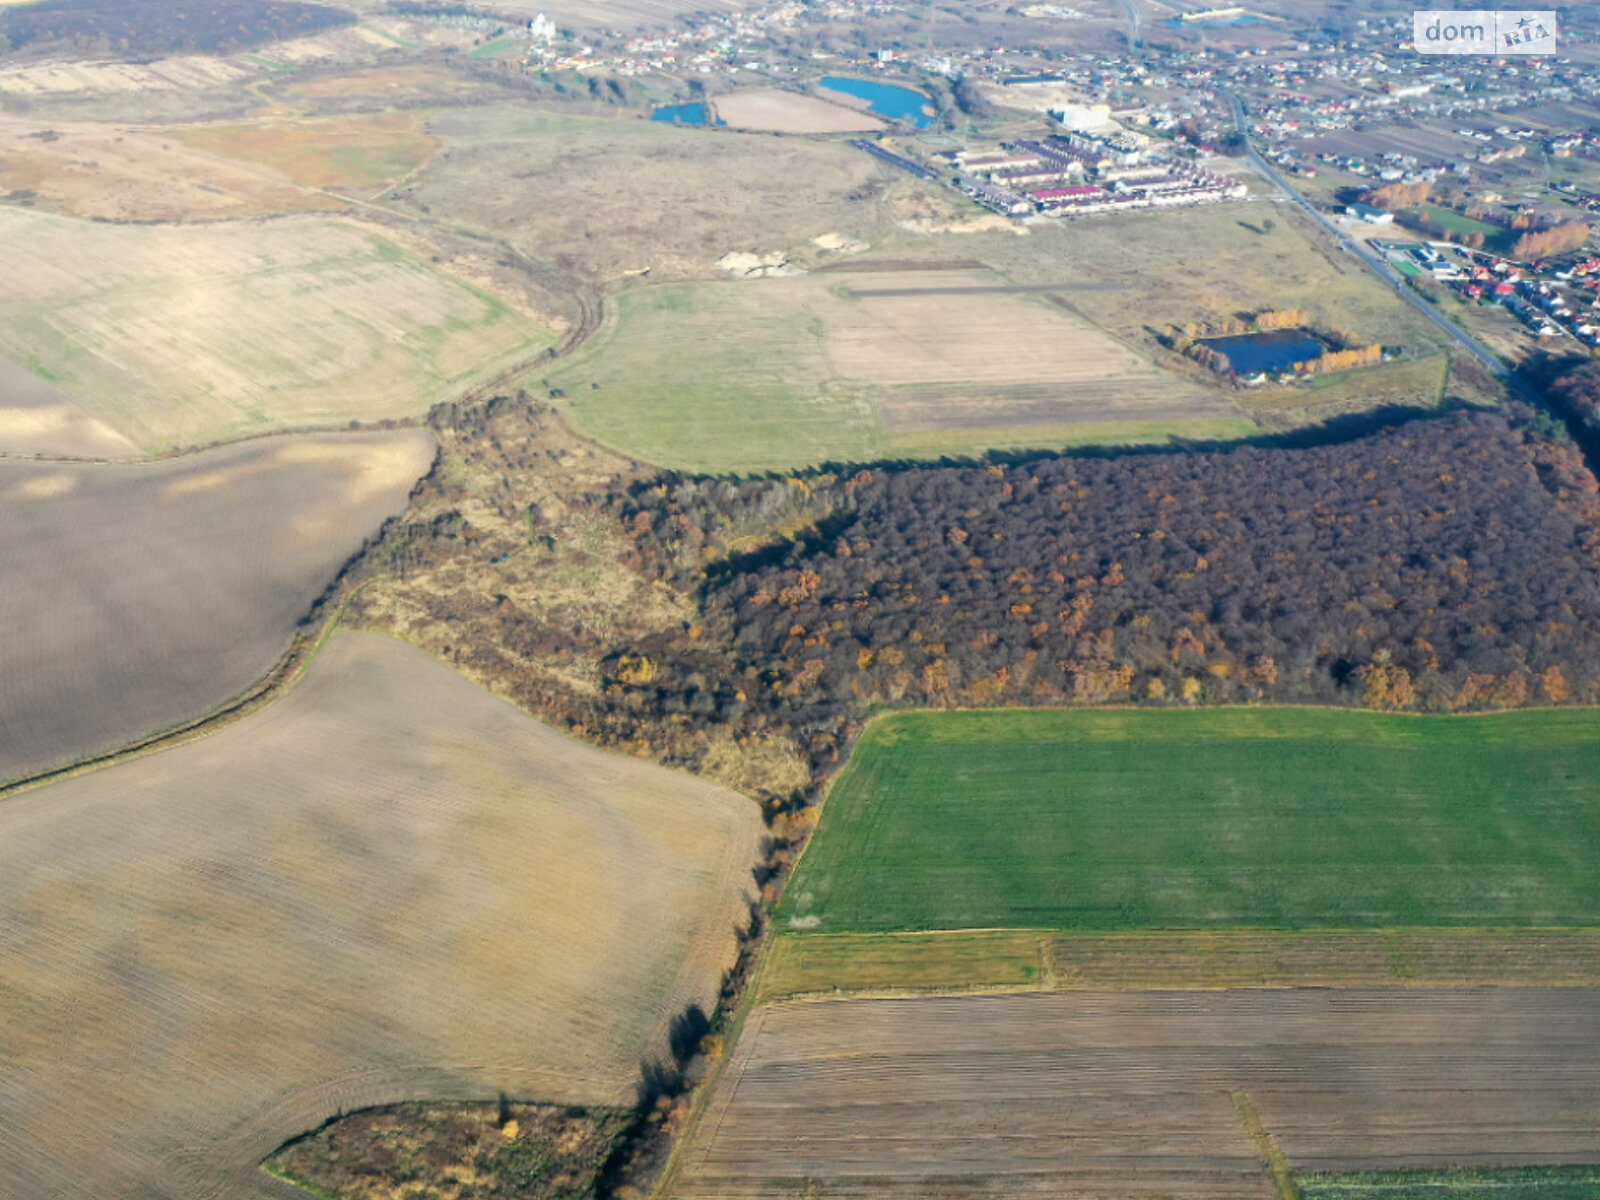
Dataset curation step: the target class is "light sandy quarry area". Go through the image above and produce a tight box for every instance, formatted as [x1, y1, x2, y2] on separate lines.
[0, 430, 434, 783]
[675, 988, 1600, 1200]
[711, 89, 884, 134]
[0, 631, 764, 1200]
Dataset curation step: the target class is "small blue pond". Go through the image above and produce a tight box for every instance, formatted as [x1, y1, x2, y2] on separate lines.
[1198, 329, 1326, 374]
[652, 102, 723, 125]
[820, 76, 934, 127]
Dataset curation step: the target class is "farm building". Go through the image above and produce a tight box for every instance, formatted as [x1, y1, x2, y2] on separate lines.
[1345, 202, 1395, 225]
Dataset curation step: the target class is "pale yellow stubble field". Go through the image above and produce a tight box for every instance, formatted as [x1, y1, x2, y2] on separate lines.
[0, 208, 551, 451]
[0, 631, 764, 1200]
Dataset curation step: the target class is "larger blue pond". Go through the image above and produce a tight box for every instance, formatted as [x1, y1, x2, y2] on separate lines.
[652, 102, 723, 125]
[1198, 329, 1326, 373]
[820, 76, 934, 127]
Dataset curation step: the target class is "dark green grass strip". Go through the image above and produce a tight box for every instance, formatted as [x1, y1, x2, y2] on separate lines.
[779, 708, 1600, 934]
[1299, 1166, 1600, 1199]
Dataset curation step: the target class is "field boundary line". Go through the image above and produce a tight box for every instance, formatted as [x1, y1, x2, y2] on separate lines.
[756, 927, 1600, 1003]
[0, 418, 431, 467]
[649, 941, 777, 1200]
[1232, 1090, 1301, 1200]
[0, 308, 621, 797]
[0, 485, 393, 801]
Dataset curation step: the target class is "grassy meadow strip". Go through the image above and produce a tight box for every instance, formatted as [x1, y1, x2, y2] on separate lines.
[1299, 1166, 1600, 1200]
[757, 928, 1600, 1003]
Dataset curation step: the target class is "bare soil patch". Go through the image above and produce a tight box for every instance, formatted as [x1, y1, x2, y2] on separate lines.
[285, 63, 485, 106]
[0, 631, 763, 1200]
[0, 430, 433, 784]
[0, 116, 343, 221]
[819, 270, 1173, 389]
[172, 112, 439, 191]
[675, 989, 1600, 1199]
[711, 89, 882, 134]
[878, 378, 1232, 432]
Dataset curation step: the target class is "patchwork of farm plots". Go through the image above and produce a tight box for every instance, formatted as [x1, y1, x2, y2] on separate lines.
[0, 631, 762, 1200]
[673, 988, 1600, 1200]
[0, 430, 433, 784]
[552, 272, 1242, 472]
[778, 708, 1600, 934]
[702, 706, 1600, 1199]
[0, 208, 550, 450]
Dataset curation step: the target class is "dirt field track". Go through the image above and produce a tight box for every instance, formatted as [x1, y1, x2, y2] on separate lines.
[0, 430, 432, 784]
[0, 632, 763, 1200]
[673, 989, 1600, 1199]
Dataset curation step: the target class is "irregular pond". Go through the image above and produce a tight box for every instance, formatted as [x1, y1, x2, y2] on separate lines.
[652, 102, 723, 125]
[1198, 329, 1326, 374]
[819, 76, 934, 127]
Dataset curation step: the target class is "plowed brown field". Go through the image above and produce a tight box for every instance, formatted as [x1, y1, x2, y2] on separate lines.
[0, 430, 433, 784]
[0, 632, 764, 1200]
[673, 989, 1600, 1199]
[0, 359, 137, 457]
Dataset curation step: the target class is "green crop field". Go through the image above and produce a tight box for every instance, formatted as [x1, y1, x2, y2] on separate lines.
[1409, 205, 1504, 241]
[548, 274, 1243, 473]
[1300, 1167, 1600, 1200]
[778, 708, 1600, 933]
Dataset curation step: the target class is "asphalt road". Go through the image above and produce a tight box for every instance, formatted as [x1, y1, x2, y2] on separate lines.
[1222, 91, 1533, 396]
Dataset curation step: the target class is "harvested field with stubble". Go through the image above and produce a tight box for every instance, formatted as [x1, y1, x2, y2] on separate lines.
[0, 430, 433, 784]
[0, 631, 764, 1200]
[552, 272, 1236, 472]
[0, 208, 549, 450]
[672, 989, 1600, 1200]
